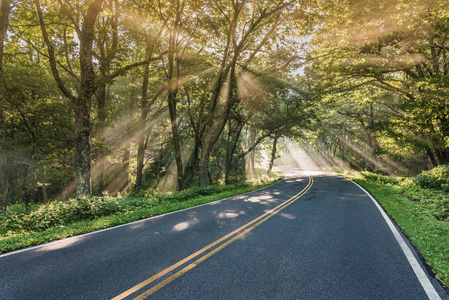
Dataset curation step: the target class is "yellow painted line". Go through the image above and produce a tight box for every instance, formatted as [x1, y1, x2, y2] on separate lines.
[112, 176, 313, 300]
[134, 177, 313, 299]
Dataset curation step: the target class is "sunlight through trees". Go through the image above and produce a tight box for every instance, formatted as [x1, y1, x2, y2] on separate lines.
[0, 0, 447, 206]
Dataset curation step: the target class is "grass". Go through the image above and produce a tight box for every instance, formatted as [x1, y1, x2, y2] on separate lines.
[0, 174, 282, 254]
[343, 171, 449, 288]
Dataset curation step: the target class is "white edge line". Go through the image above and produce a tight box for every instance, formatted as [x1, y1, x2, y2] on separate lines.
[0, 177, 287, 259]
[349, 179, 441, 300]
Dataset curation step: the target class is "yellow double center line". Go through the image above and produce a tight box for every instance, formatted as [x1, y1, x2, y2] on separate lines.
[112, 176, 314, 300]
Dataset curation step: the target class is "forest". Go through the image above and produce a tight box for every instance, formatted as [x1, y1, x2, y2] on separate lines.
[0, 0, 448, 207]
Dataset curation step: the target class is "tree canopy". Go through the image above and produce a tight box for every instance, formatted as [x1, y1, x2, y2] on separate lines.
[0, 0, 447, 206]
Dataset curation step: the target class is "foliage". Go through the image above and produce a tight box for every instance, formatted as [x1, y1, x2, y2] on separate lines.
[415, 165, 449, 192]
[1, 0, 316, 205]
[0, 174, 281, 237]
[356, 170, 449, 221]
[304, 0, 449, 174]
[0, 174, 282, 253]
[360, 171, 399, 185]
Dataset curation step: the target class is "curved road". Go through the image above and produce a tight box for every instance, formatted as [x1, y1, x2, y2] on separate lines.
[1, 170, 447, 299]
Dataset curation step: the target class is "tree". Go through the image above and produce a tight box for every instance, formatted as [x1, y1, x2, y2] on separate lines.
[197, 0, 308, 185]
[92, 0, 119, 194]
[34, 0, 105, 197]
[0, 0, 351, 204]
[0, 0, 13, 205]
[306, 0, 449, 172]
[34, 0, 167, 196]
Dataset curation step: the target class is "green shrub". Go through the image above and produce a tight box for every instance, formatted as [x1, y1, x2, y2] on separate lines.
[225, 170, 247, 184]
[415, 165, 449, 191]
[400, 185, 449, 221]
[0, 181, 264, 237]
[0, 175, 283, 253]
[0, 196, 130, 235]
[360, 171, 398, 185]
[349, 171, 448, 222]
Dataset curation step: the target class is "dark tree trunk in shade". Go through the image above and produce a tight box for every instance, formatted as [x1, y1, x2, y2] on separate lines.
[96, 83, 107, 194]
[136, 62, 150, 188]
[167, 31, 184, 191]
[74, 99, 92, 196]
[267, 135, 279, 177]
[0, 0, 12, 205]
[246, 129, 256, 179]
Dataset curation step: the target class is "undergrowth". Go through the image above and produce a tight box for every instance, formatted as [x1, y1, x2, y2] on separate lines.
[0, 174, 282, 253]
[359, 171, 449, 222]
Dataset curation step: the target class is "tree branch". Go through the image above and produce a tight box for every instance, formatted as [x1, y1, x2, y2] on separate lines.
[34, 0, 76, 102]
[107, 51, 168, 79]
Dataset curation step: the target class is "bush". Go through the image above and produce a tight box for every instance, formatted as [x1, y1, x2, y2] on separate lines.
[0, 196, 128, 235]
[415, 165, 449, 191]
[360, 171, 398, 185]
[0, 181, 261, 237]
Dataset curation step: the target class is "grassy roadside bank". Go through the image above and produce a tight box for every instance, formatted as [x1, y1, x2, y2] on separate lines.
[342, 172, 449, 288]
[0, 175, 282, 254]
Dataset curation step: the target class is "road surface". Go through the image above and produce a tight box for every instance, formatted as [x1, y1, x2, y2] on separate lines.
[1, 170, 447, 299]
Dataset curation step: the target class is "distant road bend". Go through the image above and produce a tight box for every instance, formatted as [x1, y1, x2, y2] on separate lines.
[1, 169, 447, 299]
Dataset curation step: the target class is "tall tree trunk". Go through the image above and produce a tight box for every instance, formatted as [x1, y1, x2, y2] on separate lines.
[136, 62, 150, 188]
[75, 1, 104, 197]
[121, 122, 130, 192]
[167, 30, 184, 191]
[0, 0, 12, 206]
[188, 137, 201, 182]
[438, 114, 449, 165]
[96, 83, 107, 194]
[245, 128, 256, 179]
[168, 90, 184, 191]
[74, 99, 92, 196]
[184, 111, 202, 185]
[197, 20, 233, 187]
[184, 87, 206, 185]
[35, 0, 104, 197]
[225, 121, 233, 184]
[95, 1, 118, 194]
[198, 64, 235, 186]
[225, 118, 244, 184]
[267, 134, 279, 177]
[199, 145, 213, 186]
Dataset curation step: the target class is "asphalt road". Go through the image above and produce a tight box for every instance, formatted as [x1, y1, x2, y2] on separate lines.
[1, 170, 448, 299]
